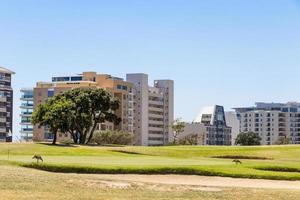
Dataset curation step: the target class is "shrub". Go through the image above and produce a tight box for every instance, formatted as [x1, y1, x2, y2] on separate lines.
[275, 137, 291, 145]
[235, 132, 261, 146]
[178, 134, 198, 145]
[92, 130, 134, 145]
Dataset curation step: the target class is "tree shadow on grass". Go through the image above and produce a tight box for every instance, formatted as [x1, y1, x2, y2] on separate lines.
[37, 142, 79, 148]
[36, 142, 126, 148]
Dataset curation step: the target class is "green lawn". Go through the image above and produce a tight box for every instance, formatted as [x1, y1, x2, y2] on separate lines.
[2, 165, 300, 200]
[1, 143, 300, 180]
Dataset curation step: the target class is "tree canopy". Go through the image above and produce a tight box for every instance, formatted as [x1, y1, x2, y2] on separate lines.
[235, 132, 262, 146]
[32, 88, 121, 144]
[171, 118, 186, 144]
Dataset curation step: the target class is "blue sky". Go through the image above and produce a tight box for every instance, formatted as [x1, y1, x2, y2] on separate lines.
[0, 0, 300, 137]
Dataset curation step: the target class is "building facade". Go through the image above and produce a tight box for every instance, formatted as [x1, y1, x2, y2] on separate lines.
[32, 72, 174, 146]
[0, 66, 15, 142]
[191, 105, 232, 146]
[126, 74, 174, 146]
[180, 123, 206, 145]
[225, 111, 240, 145]
[234, 102, 300, 145]
[20, 88, 34, 141]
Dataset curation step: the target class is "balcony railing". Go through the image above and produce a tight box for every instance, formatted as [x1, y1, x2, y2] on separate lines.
[21, 120, 32, 123]
[21, 128, 33, 132]
[21, 95, 33, 99]
[21, 112, 33, 115]
[21, 103, 34, 107]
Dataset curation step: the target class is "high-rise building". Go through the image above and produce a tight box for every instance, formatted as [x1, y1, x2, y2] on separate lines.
[20, 88, 34, 141]
[126, 74, 174, 146]
[225, 111, 240, 145]
[234, 102, 300, 145]
[33, 72, 134, 142]
[193, 105, 232, 145]
[32, 71, 174, 146]
[0, 66, 15, 142]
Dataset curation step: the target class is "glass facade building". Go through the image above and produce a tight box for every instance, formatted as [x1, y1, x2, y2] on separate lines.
[20, 88, 34, 141]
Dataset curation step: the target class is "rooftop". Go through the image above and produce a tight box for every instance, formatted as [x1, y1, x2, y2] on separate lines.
[0, 66, 15, 74]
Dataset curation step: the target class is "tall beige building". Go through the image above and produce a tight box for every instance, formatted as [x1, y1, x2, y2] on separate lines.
[33, 72, 134, 142]
[33, 71, 174, 146]
[127, 74, 174, 146]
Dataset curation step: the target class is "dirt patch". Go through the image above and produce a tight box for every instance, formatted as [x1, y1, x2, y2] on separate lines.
[88, 174, 300, 190]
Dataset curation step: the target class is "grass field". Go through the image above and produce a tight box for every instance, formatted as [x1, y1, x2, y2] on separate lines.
[2, 165, 300, 200]
[1, 143, 300, 180]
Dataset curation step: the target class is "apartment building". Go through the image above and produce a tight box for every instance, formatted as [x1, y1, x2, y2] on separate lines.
[234, 102, 300, 145]
[190, 105, 232, 146]
[20, 88, 34, 141]
[225, 111, 240, 145]
[0, 66, 15, 142]
[126, 74, 174, 146]
[33, 72, 134, 142]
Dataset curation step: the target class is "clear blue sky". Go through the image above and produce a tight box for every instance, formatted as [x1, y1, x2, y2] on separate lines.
[0, 0, 300, 136]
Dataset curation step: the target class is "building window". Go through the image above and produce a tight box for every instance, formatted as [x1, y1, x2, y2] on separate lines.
[48, 90, 54, 97]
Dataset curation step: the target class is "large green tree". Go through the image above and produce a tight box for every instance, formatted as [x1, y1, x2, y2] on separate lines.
[235, 132, 262, 146]
[32, 88, 121, 145]
[63, 88, 121, 144]
[32, 96, 75, 145]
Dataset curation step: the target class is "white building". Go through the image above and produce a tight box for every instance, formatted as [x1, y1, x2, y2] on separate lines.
[126, 73, 174, 146]
[234, 102, 300, 145]
[181, 105, 232, 146]
[225, 111, 240, 145]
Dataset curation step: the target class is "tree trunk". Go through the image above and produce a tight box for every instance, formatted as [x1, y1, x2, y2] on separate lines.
[70, 131, 78, 144]
[79, 131, 87, 144]
[52, 132, 57, 145]
[85, 121, 98, 144]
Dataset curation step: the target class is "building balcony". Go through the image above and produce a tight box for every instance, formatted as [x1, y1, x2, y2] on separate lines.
[20, 112, 33, 117]
[0, 97, 6, 102]
[20, 104, 34, 109]
[20, 128, 33, 133]
[148, 100, 164, 106]
[20, 121, 32, 125]
[148, 113, 164, 119]
[148, 106, 164, 112]
[20, 95, 33, 100]
[148, 127, 164, 132]
[148, 120, 164, 125]
[0, 128, 6, 133]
